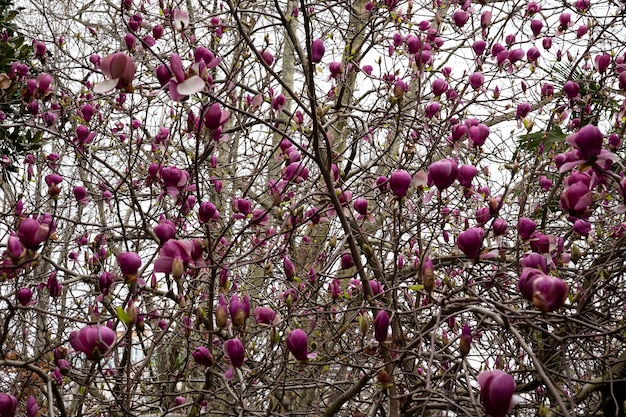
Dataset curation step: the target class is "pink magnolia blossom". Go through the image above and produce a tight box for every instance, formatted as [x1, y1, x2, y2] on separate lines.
[478, 370, 517, 417]
[69, 324, 116, 360]
[374, 310, 390, 342]
[311, 39, 325, 63]
[0, 393, 17, 417]
[117, 252, 142, 278]
[192, 346, 214, 367]
[287, 329, 315, 361]
[517, 217, 536, 240]
[154, 239, 201, 279]
[93, 52, 136, 93]
[254, 307, 278, 326]
[456, 228, 484, 260]
[389, 170, 412, 197]
[428, 158, 458, 190]
[224, 338, 245, 367]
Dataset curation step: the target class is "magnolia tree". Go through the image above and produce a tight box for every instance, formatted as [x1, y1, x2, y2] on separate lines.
[2, 0, 626, 415]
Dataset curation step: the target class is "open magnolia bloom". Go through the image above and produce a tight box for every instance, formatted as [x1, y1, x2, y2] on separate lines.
[478, 370, 522, 417]
[93, 52, 136, 93]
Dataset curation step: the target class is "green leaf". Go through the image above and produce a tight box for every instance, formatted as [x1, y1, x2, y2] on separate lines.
[117, 306, 132, 324]
[518, 126, 566, 150]
[408, 284, 424, 291]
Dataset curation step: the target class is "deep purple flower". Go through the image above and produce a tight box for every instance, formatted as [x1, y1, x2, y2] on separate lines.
[329, 62, 343, 77]
[428, 158, 458, 190]
[254, 307, 278, 326]
[154, 220, 176, 243]
[563, 81, 580, 100]
[493, 218, 508, 236]
[521, 252, 548, 273]
[478, 370, 516, 417]
[353, 198, 369, 217]
[192, 346, 214, 367]
[203, 102, 229, 130]
[154, 239, 198, 279]
[69, 325, 116, 360]
[530, 19, 543, 36]
[566, 125, 602, 159]
[457, 165, 478, 188]
[389, 170, 412, 197]
[425, 102, 441, 118]
[517, 217, 536, 240]
[0, 393, 17, 417]
[468, 124, 490, 147]
[469, 72, 484, 90]
[199, 201, 220, 222]
[286, 329, 310, 361]
[573, 219, 591, 236]
[7, 236, 25, 262]
[476, 207, 491, 225]
[368, 279, 384, 295]
[229, 294, 247, 327]
[283, 255, 296, 280]
[93, 52, 136, 93]
[480, 10, 492, 28]
[595, 54, 611, 73]
[311, 39, 325, 63]
[431, 78, 448, 96]
[469, 40, 485, 57]
[374, 310, 390, 342]
[559, 13, 571, 29]
[460, 323, 472, 356]
[18, 218, 50, 249]
[260, 49, 274, 66]
[539, 176, 552, 191]
[73, 186, 90, 205]
[117, 252, 142, 278]
[529, 232, 551, 254]
[452, 9, 469, 27]
[26, 396, 38, 417]
[16, 288, 33, 306]
[530, 274, 569, 312]
[560, 180, 593, 218]
[224, 338, 245, 368]
[456, 228, 484, 260]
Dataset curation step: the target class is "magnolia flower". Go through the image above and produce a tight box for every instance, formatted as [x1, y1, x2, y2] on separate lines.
[172, 9, 190, 31]
[428, 158, 458, 190]
[389, 170, 412, 197]
[192, 346, 214, 367]
[93, 52, 136, 93]
[457, 164, 478, 188]
[374, 310, 390, 342]
[518, 267, 568, 312]
[456, 228, 484, 260]
[478, 370, 518, 417]
[287, 329, 315, 361]
[517, 217, 536, 240]
[0, 393, 17, 417]
[69, 324, 116, 360]
[17, 218, 49, 249]
[311, 39, 325, 63]
[26, 396, 38, 417]
[154, 239, 200, 280]
[223, 338, 245, 379]
[16, 288, 33, 306]
[117, 252, 141, 281]
[229, 294, 247, 327]
[254, 306, 278, 326]
[469, 72, 484, 90]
